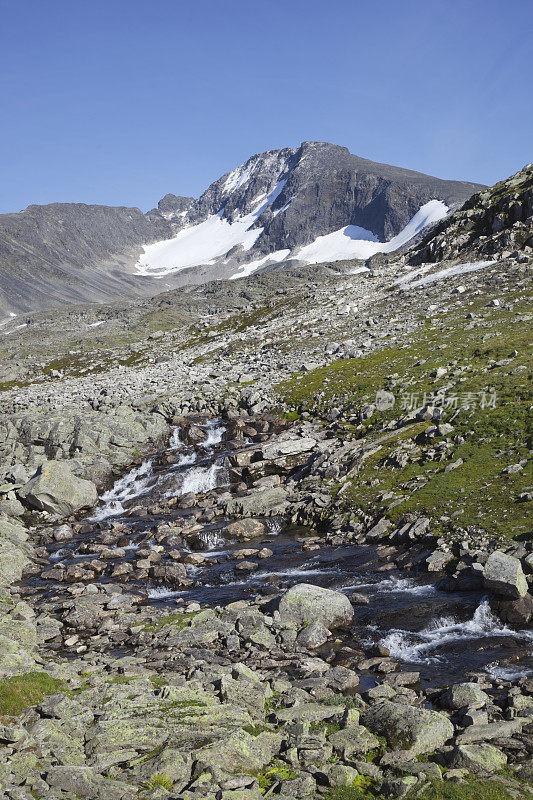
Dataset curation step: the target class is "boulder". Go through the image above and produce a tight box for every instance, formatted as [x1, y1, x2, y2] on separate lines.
[297, 620, 330, 649]
[18, 461, 97, 516]
[278, 583, 354, 630]
[46, 766, 135, 799]
[361, 701, 454, 757]
[448, 744, 507, 774]
[329, 725, 380, 758]
[261, 437, 316, 460]
[224, 518, 268, 540]
[440, 683, 490, 710]
[194, 728, 282, 774]
[490, 593, 533, 626]
[226, 487, 288, 517]
[0, 538, 31, 589]
[483, 551, 528, 598]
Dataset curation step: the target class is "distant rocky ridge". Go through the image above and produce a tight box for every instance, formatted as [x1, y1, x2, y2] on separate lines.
[0, 142, 485, 316]
[407, 164, 533, 264]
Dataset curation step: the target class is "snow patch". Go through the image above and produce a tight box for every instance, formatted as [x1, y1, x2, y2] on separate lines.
[230, 249, 291, 280]
[297, 200, 448, 265]
[137, 180, 287, 278]
[0, 312, 17, 329]
[398, 260, 496, 290]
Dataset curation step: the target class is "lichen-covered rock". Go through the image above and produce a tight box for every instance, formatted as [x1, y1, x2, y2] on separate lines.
[278, 583, 354, 630]
[483, 550, 528, 598]
[46, 765, 136, 799]
[225, 487, 288, 517]
[194, 729, 282, 774]
[362, 701, 454, 757]
[440, 683, 490, 710]
[18, 460, 97, 516]
[0, 538, 31, 589]
[224, 518, 268, 540]
[328, 724, 380, 757]
[448, 744, 507, 774]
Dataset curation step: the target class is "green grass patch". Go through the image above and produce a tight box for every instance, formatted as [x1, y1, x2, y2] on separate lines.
[0, 672, 63, 717]
[417, 776, 533, 800]
[277, 296, 532, 540]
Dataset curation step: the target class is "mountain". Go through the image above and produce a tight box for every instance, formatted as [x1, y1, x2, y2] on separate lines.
[0, 142, 484, 316]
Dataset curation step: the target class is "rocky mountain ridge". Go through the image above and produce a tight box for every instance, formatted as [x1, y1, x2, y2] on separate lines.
[0, 142, 484, 316]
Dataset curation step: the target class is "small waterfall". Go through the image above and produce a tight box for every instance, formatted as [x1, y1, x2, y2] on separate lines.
[265, 517, 283, 535]
[169, 427, 183, 449]
[181, 463, 224, 495]
[90, 460, 154, 521]
[198, 529, 224, 550]
[203, 422, 226, 447]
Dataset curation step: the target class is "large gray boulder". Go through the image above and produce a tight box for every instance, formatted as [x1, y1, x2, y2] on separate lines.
[440, 683, 490, 710]
[224, 518, 268, 540]
[46, 766, 136, 799]
[361, 701, 454, 757]
[0, 539, 31, 589]
[18, 461, 97, 516]
[448, 744, 507, 774]
[278, 583, 354, 630]
[483, 551, 528, 598]
[225, 487, 287, 517]
[261, 437, 316, 460]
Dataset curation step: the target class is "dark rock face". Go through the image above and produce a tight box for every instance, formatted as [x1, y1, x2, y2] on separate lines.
[0, 141, 484, 315]
[0, 203, 172, 315]
[157, 193, 194, 216]
[172, 141, 484, 251]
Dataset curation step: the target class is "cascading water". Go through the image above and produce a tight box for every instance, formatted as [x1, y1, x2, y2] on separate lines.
[203, 422, 226, 446]
[169, 427, 183, 449]
[90, 460, 154, 521]
[379, 599, 533, 665]
[180, 463, 226, 495]
[37, 416, 533, 683]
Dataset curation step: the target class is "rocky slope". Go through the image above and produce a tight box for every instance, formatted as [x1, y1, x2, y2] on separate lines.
[0, 166, 530, 799]
[0, 143, 484, 316]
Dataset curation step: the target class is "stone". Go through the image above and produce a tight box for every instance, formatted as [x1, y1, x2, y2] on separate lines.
[261, 438, 316, 460]
[328, 725, 380, 757]
[0, 538, 31, 589]
[483, 550, 528, 598]
[440, 683, 490, 710]
[324, 666, 359, 692]
[455, 719, 524, 744]
[18, 461, 97, 516]
[448, 744, 507, 774]
[278, 583, 354, 630]
[490, 593, 533, 626]
[46, 766, 135, 799]
[224, 518, 268, 540]
[194, 729, 282, 774]
[361, 701, 454, 758]
[296, 621, 330, 649]
[226, 487, 288, 516]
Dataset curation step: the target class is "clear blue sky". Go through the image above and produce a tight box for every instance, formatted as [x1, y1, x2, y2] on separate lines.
[1, 0, 531, 213]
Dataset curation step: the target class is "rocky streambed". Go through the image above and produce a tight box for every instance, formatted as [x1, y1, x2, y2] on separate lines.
[1, 416, 532, 799]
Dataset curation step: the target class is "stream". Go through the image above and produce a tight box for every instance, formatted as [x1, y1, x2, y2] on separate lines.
[29, 420, 533, 688]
